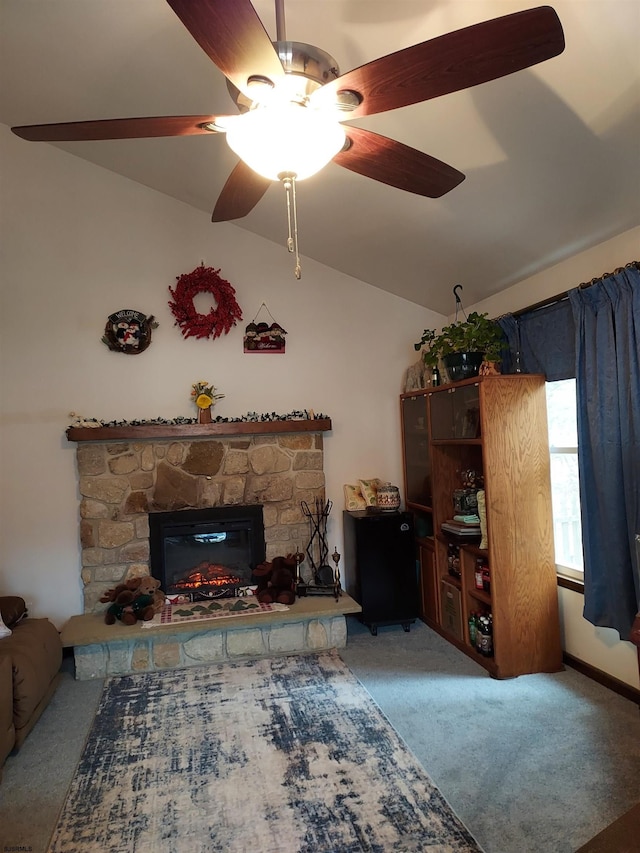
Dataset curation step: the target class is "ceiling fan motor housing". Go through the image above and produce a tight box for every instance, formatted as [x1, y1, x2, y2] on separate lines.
[227, 41, 345, 111]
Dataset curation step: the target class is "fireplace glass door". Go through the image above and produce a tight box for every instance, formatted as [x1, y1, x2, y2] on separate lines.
[149, 506, 265, 599]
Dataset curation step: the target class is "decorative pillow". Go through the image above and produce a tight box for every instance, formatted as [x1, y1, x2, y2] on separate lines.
[0, 596, 27, 630]
[344, 484, 367, 511]
[358, 478, 383, 507]
[0, 611, 11, 638]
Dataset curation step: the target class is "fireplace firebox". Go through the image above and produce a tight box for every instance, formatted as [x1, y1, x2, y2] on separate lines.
[149, 506, 265, 599]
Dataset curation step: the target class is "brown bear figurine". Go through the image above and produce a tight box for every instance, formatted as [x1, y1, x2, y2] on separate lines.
[99, 576, 165, 625]
[252, 556, 296, 606]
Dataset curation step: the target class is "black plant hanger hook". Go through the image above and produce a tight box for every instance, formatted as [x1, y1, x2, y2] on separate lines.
[453, 284, 467, 322]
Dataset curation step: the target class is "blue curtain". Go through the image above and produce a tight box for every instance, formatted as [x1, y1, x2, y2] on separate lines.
[497, 299, 575, 380]
[496, 314, 521, 374]
[569, 266, 640, 637]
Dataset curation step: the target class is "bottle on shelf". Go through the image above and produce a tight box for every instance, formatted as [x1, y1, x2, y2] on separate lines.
[447, 543, 461, 579]
[478, 613, 494, 657]
[474, 558, 484, 590]
[468, 611, 477, 647]
[475, 613, 484, 654]
[482, 565, 491, 593]
[431, 366, 441, 387]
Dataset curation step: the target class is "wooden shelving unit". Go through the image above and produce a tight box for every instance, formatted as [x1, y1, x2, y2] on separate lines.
[401, 375, 562, 678]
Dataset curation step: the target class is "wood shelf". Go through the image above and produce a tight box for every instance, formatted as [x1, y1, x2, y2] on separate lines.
[402, 376, 562, 679]
[430, 438, 483, 446]
[406, 500, 433, 514]
[66, 418, 332, 443]
[469, 588, 492, 607]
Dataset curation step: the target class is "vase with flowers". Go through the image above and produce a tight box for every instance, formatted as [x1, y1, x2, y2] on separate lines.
[191, 380, 225, 423]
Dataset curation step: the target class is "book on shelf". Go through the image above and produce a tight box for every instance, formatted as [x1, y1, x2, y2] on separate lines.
[441, 519, 482, 537]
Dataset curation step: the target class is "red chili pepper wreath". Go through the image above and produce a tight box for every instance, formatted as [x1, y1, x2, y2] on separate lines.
[168, 265, 243, 340]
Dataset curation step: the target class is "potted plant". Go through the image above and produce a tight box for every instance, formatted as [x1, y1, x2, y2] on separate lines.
[414, 312, 503, 382]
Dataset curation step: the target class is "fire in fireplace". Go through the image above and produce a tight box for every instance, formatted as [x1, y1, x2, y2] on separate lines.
[149, 505, 265, 600]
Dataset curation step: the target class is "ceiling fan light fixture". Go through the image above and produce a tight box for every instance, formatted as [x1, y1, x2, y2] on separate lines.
[334, 90, 363, 113]
[199, 120, 230, 133]
[246, 74, 275, 92]
[225, 103, 345, 181]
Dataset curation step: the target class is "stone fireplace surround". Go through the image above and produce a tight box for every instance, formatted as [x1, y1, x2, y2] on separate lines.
[62, 419, 363, 679]
[71, 420, 332, 614]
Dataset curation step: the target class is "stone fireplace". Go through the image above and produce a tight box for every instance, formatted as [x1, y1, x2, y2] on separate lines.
[71, 420, 330, 614]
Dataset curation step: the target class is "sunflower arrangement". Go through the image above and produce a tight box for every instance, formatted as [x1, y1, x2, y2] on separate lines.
[191, 380, 225, 411]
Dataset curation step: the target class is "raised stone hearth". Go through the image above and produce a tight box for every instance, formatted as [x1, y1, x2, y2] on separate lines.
[69, 420, 331, 614]
[61, 594, 361, 680]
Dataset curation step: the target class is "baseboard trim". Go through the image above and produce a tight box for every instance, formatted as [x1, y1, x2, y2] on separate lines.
[575, 801, 640, 852]
[563, 652, 640, 706]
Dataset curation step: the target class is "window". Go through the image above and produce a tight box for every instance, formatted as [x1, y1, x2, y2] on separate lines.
[545, 379, 584, 580]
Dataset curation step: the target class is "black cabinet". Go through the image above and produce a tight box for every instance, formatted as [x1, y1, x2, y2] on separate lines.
[343, 510, 418, 635]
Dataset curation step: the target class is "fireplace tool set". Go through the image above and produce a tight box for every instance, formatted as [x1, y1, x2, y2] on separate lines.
[297, 499, 341, 600]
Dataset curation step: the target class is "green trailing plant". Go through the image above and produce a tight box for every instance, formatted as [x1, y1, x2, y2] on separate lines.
[414, 312, 503, 367]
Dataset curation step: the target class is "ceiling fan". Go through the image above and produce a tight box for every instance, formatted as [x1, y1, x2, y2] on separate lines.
[11, 1, 565, 277]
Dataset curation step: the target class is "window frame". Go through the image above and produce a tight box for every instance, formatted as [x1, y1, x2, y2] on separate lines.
[546, 379, 584, 587]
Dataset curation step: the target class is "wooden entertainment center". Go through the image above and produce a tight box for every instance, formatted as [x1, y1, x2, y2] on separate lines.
[401, 374, 562, 678]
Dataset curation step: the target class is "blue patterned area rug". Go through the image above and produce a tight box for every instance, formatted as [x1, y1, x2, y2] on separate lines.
[47, 651, 482, 853]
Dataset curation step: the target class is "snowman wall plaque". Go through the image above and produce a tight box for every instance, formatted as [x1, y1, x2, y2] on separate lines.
[102, 309, 158, 354]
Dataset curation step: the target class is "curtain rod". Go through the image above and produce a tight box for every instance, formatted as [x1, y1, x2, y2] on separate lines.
[511, 259, 640, 317]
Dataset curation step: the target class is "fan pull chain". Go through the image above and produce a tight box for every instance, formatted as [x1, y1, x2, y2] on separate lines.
[281, 172, 301, 280]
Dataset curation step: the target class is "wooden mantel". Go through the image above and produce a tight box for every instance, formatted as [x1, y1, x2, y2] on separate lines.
[66, 418, 332, 443]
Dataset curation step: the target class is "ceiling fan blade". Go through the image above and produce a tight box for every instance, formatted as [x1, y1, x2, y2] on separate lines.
[318, 6, 564, 119]
[11, 115, 235, 142]
[334, 126, 464, 198]
[212, 160, 272, 221]
[166, 0, 285, 100]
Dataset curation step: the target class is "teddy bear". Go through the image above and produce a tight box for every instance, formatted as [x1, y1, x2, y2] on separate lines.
[133, 575, 165, 613]
[99, 576, 164, 625]
[252, 555, 297, 605]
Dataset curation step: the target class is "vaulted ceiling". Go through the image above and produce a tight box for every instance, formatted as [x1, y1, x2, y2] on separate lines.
[1, 1, 638, 313]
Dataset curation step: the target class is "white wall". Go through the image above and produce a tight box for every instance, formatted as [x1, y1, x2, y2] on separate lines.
[468, 225, 640, 690]
[0, 123, 443, 628]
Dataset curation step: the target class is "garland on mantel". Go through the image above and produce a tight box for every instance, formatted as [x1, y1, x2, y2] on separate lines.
[68, 410, 329, 429]
[168, 264, 243, 340]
